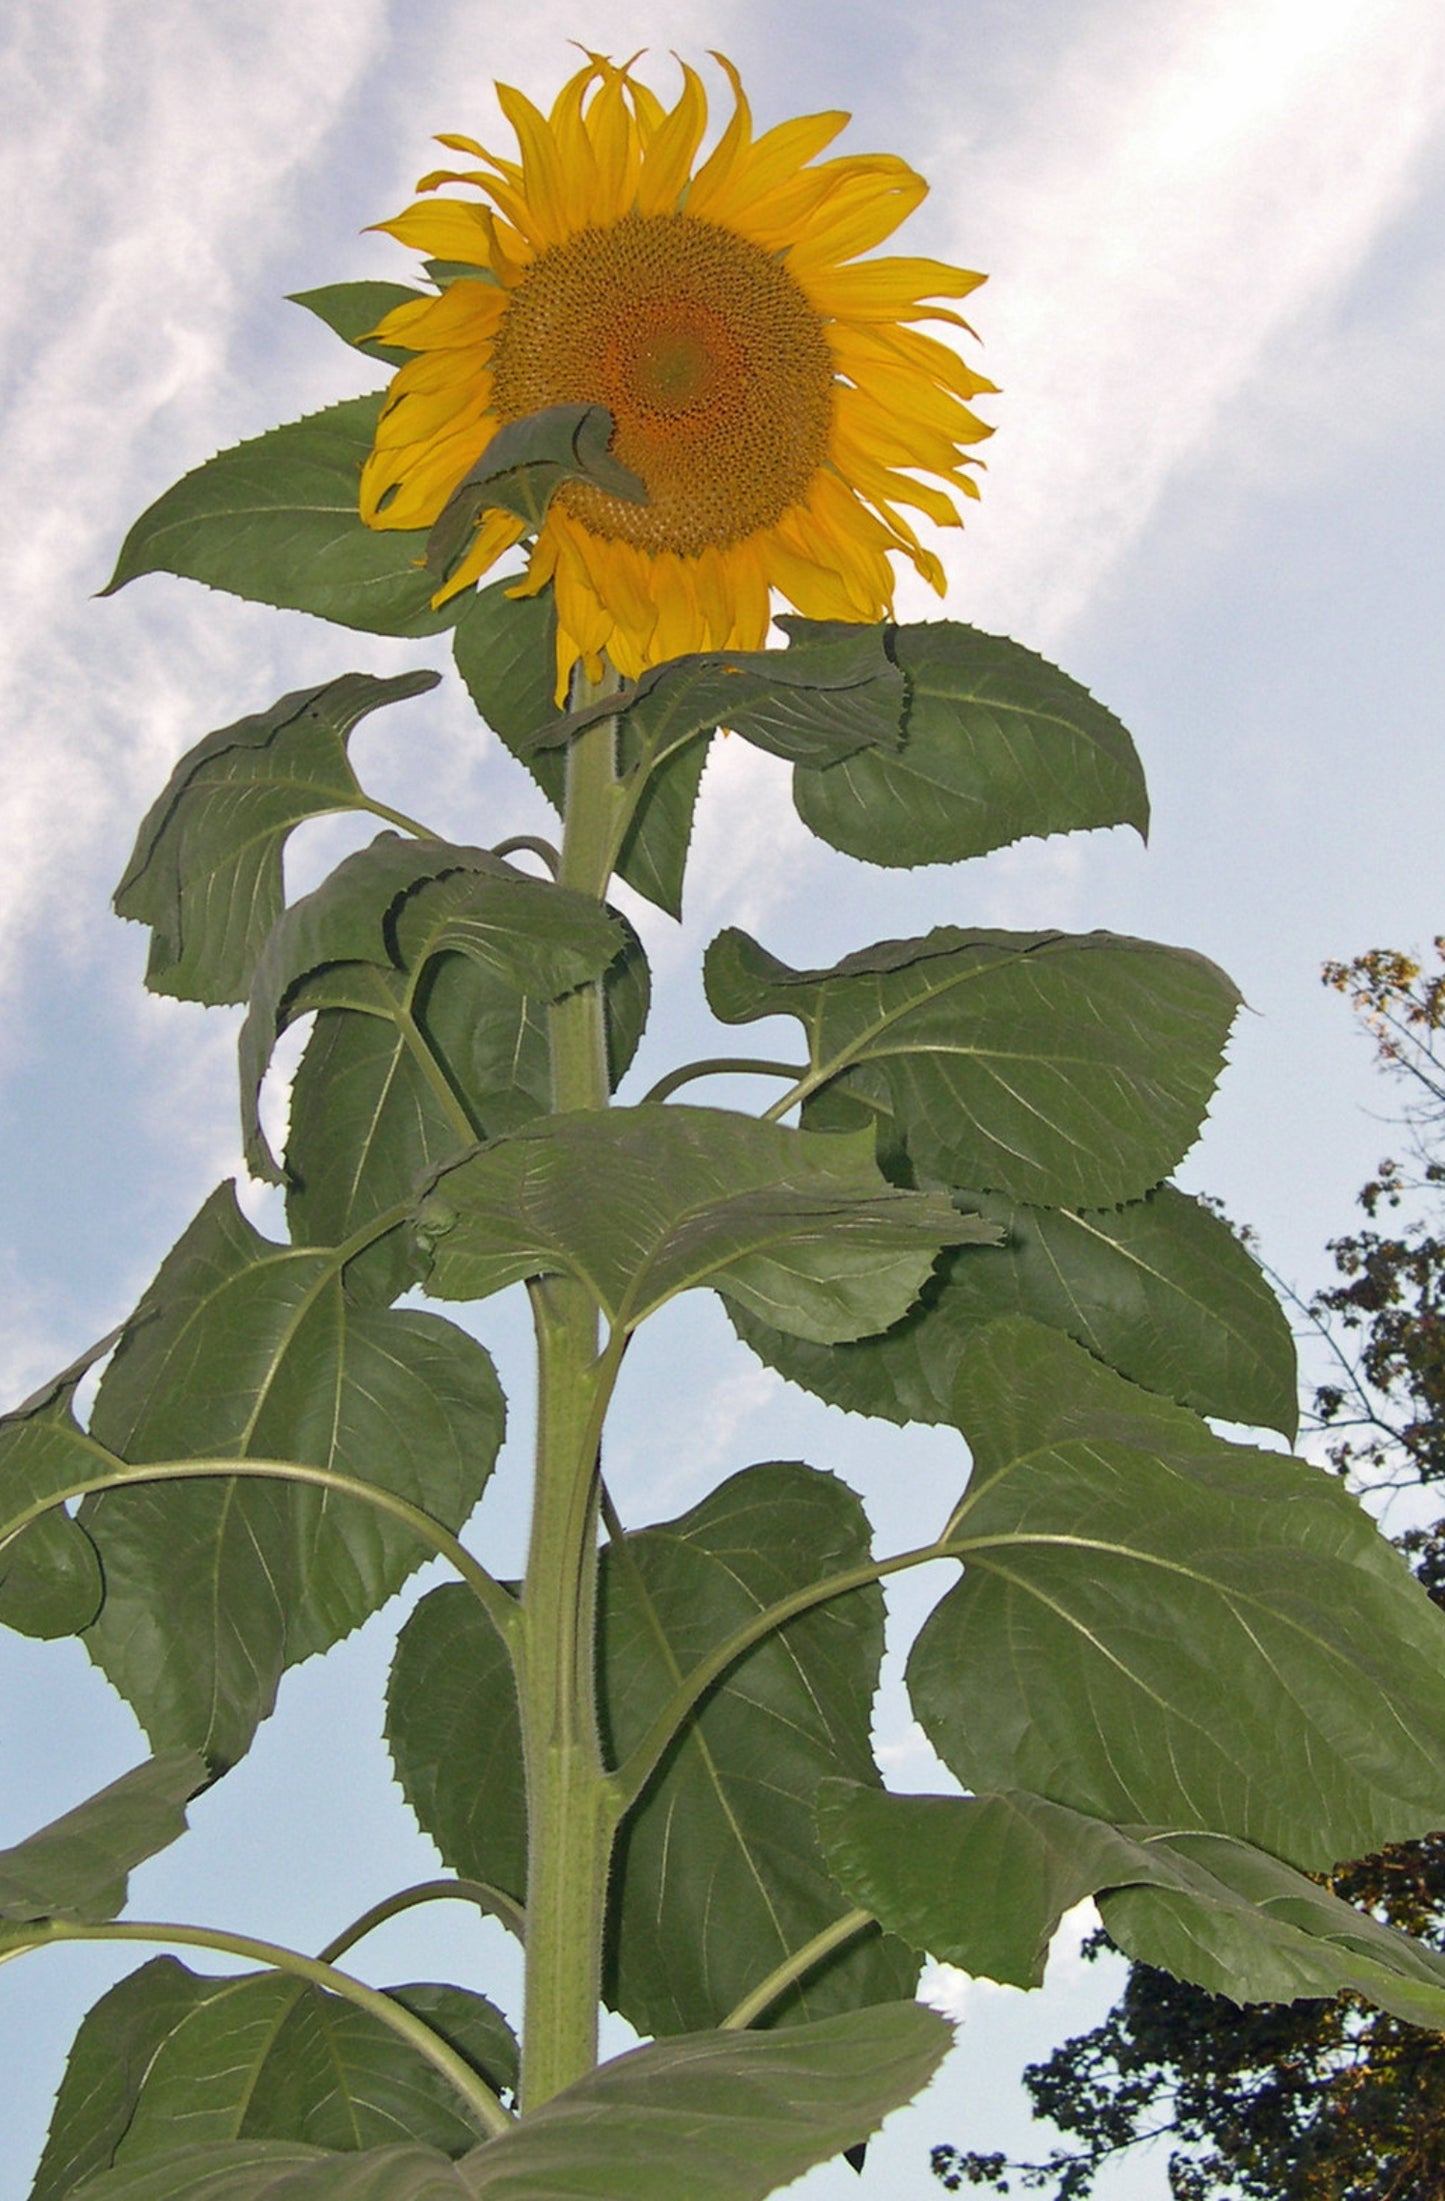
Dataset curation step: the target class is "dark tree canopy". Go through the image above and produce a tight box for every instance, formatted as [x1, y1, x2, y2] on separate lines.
[933, 942, 1445, 2201]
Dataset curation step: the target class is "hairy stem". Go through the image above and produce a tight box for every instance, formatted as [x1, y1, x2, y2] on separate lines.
[518, 666, 625, 2111]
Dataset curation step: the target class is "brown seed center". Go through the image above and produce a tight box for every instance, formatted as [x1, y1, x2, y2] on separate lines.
[488, 212, 834, 556]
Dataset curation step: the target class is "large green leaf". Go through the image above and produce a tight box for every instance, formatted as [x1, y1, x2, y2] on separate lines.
[114, 671, 440, 1005]
[0, 1505, 102, 1639]
[909, 1319, 1445, 1869]
[601, 1462, 917, 2035]
[61, 2003, 949, 2199]
[535, 618, 906, 772]
[417, 1106, 994, 1343]
[0, 1755, 204, 1928]
[390, 1468, 915, 2039]
[706, 926, 1240, 1207]
[426, 405, 645, 581]
[793, 623, 1148, 865]
[459, 2004, 952, 2198]
[386, 1585, 526, 1913]
[91, 1968, 514, 2168]
[729, 1184, 1297, 1438]
[239, 834, 624, 1182]
[102, 398, 456, 636]
[816, 1782, 1445, 2028]
[32, 1959, 210, 2201]
[80, 1186, 505, 1768]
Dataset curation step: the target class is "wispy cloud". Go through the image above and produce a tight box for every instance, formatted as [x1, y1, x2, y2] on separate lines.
[913, 0, 1445, 647]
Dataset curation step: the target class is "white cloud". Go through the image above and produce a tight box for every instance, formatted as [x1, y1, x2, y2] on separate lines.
[914, 0, 1445, 647]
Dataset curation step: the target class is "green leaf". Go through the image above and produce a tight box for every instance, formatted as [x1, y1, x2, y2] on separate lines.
[288, 284, 427, 367]
[706, 926, 1241, 1207]
[80, 1186, 505, 1768]
[426, 405, 645, 582]
[793, 622, 1148, 865]
[103, 1969, 512, 2165]
[729, 1184, 1297, 1438]
[909, 1319, 1445, 1869]
[452, 583, 564, 805]
[239, 833, 624, 1181]
[817, 1783, 1445, 2030]
[459, 2004, 952, 2199]
[63, 2006, 949, 2201]
[602, 1462, 917, 2035]
[386, 1585, 526, 1913]
[610, 732, 711, 921]
[1100, 1829, 1445, 2027]
[32, 1959, 211, 2201]
[0, 1754, 204, 1926]
[102, 397, 457, 637]
[417, 1106, 996, 1343]
[55, 2140, 468, 2200]
[114, 671, 440, 1005]
[537, 618, 906, 772]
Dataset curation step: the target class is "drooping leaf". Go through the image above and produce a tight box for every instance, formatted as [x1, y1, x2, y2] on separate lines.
[601, 1462, 917, 2035]
[909, 1319, 1445, 1870]
[114, 671, 440, 1005]
[0, 1754, 204, 1927]
[729, 1184, 1297, 1438]
[1100, 1829, 1445, 2027]
[458, 2004, 952, 2199]
[80, 1186, 506, 1769]
[288, 283, 427, 367]
[426, 405, 645, 582]
[386, 1585, 527, 1913]
[706, 926, 1240, 1207]
[102, 398, 457, 636]
[101, 1969, 513, 2167]
[239, 833, 624, 1181]
[535, 618, 906, 772]
[816, 1782, 1445, 2029]
[793, 622, 1148, 865]
[417, 1106, 995, 1343]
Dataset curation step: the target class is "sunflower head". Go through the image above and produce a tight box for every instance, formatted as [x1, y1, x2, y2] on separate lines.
[360, 53, 995, 698]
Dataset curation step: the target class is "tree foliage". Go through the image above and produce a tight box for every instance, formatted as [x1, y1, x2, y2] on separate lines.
[932, 941, 1445, 2201]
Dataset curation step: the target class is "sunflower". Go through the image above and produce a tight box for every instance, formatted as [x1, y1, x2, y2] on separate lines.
[360, 52, 994, 698]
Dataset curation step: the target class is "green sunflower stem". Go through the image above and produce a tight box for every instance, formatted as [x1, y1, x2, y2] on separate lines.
[518, 662, 623, 2110]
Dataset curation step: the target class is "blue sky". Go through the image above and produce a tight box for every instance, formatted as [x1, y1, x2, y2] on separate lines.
[2, 2, 1444, 2194]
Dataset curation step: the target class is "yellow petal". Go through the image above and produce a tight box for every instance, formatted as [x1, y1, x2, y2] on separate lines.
[802, 255, 986, 322]
[637, 59, 709, 216]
